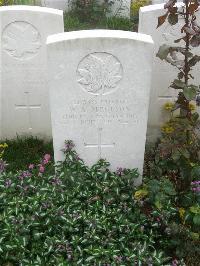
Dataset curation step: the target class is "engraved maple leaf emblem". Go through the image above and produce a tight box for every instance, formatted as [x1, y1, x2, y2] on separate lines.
[77, 53, 122, 95]
[3, 21, 41, 60]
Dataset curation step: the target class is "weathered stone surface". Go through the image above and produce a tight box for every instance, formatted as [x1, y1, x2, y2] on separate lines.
[139, 3, 200, 141]
[41, 0, 70, 11]
[0, 6, 64, 139]
[41, 0, 131, 18]
[47, 30, 153, 181]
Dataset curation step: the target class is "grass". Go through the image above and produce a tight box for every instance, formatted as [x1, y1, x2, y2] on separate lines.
[64, 12, 134, 32]
[1, 137, 53, 172]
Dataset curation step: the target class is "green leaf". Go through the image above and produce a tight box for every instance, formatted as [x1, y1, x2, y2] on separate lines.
[188, 55, 200, 67]
[193, 215, 200, 225]
[85, 256, 95, 262]
[183, 86, 197, 100]
[171, 79, 186, 89]
[191, 112, 199, 122]
[191, 166, 200, 178]
[190, 206, 200, 214]
[156, 44, 170, 60]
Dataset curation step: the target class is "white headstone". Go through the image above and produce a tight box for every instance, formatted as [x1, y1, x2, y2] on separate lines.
[41, 0, 131, 18]
[41, 0, 70, 12]
[47, 30, 153, 181]
[0, 6, 64, 139]
[139, 3, 200, 141]
[151, 0, 182, 5]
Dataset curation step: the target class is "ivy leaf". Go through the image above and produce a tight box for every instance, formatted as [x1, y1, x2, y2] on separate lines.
[183, 85, 197, 100]
[157, 12, 168, 28]
[168, 13, 178, 25]
[156, 44, 170, 60]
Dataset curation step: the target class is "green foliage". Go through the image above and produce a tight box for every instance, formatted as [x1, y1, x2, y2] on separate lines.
[131, 0, 150, 17]
[64, 6, 133, 32]
[130, 0, 150, 26]
[0, 141, 186, 265]
[157, 0, 200, 117]
[0, 137, 53, 172]
[103, 16, 133, 31]
[155, 0, 200, 202]
[136, 174, 200, 264]
[69, 0, 113, 24]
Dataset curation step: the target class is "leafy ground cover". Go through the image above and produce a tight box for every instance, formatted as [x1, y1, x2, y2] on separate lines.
[0, 139, 199, 265]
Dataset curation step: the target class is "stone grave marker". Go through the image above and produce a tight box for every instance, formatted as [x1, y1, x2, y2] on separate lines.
[139, 3, 200, 141]
[41, 0, 70, 12]
[0, 6, 64, 139]
[41, 0, 131, 18]
[47, 30, 154, 181]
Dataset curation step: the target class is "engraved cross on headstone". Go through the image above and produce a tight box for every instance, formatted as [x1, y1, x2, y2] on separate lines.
[84, 127, 115, 160]
[15, 91, 41, 131]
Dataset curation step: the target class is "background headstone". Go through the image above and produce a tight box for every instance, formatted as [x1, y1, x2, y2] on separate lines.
[0, 6, 64, 139]
[41, 0, 70, 12]
[47, 30, 153, 181]
[40, 0, 131, 18]
[151, 0, 182, 4]
[139, 3, 200, 141]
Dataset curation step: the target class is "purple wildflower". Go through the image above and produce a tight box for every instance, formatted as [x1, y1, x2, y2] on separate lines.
[29, 164, 35, 170]
[23, 171, 32, 178]
[63, 140, 75, 152]
[172, 259, 178, 266]
[75, 154, 81, 161]
[191, 180, 200, 193]
[191, 180, 200, 185]
[43, 154, 51, 165]
[4, 179, 11, 188]
[44, 154, 51, 161]
[116, 167, 126, 176]
[39, 165, 45, 173]
[115, 256, 123, 262]
[51, 177, 62, 186]
[18, 170, 32, 180]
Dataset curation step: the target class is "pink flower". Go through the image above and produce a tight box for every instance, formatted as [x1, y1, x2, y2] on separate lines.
[29, 164, 35, 170]
[39, 165, 45, 173]
[172, 259, 178, 266]
[43, 154, 51, 165]
[44, 154, 51, 161]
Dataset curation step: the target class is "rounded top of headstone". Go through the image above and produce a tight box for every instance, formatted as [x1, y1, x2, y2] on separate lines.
[47, 30, 153, 46]
[140, 2, 184, 13]
[0, 5, 63, 15]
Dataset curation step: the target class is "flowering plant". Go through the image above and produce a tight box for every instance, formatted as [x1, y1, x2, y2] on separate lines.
[0, 141, 188, 265]
[153, 0, 200, 198]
